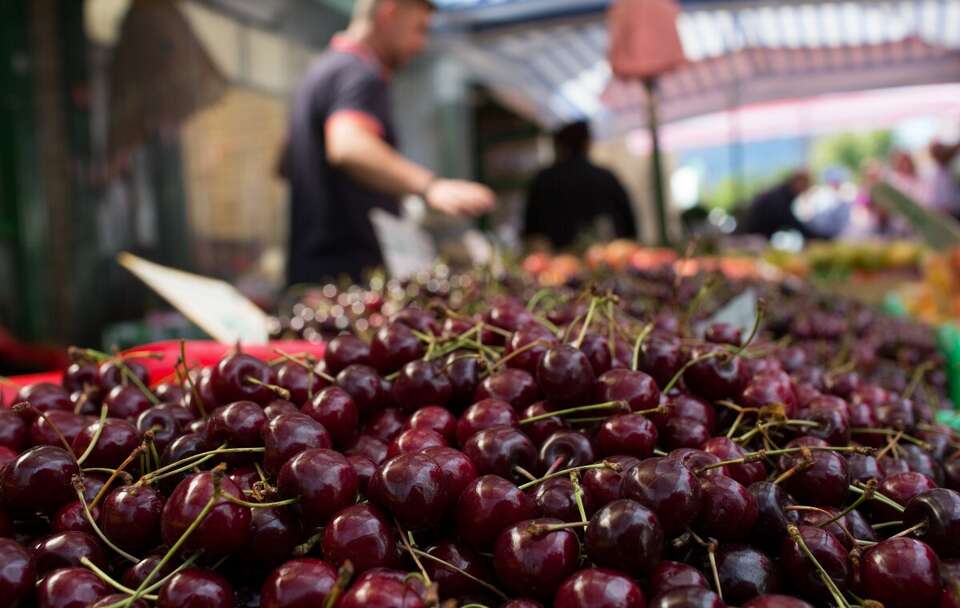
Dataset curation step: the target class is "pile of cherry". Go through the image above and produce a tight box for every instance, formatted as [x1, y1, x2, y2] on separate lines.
[2, 291, 960, 608]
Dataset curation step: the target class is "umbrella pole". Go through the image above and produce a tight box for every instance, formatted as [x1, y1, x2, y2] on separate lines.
[644, 77, 669, 246]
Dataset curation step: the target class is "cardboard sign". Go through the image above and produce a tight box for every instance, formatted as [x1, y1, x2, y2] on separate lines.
[117, 252, 270, 344]
[369, 208, 436, 280]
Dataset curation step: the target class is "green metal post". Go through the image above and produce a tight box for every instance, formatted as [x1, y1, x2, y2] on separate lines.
[644, 77, 669, 246]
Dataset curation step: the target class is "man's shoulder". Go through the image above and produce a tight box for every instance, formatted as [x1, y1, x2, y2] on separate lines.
[302, 50, 380, 88]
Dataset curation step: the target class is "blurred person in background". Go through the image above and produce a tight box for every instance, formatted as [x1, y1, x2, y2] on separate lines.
[927, 141, 960, 219]
[742, 169, 819, 239]
[281, 0, 495, 285]
[523, 121, 637, 250]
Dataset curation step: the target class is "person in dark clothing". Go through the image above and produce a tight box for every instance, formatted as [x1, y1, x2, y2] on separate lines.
[743, 170, 815, 239]
[523, 121, 637, 250]
[282, 0, 494, 285]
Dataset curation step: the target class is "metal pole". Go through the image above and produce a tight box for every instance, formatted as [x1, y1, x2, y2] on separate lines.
[644, 77, 669, 246]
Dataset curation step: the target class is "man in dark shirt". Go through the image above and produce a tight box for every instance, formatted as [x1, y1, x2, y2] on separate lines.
[524, 121, 637, 249]
[743, 170, 814, 239]
[283, 0, 494, 285]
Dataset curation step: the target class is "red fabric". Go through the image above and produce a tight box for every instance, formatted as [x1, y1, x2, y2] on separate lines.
[608, 0, 686, 79]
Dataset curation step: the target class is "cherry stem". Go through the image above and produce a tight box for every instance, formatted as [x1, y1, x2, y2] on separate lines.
[903, 360, 935, 400]
[222, 494, 298, 509]
[787, 506, 860, 546]
[136, 445, 264, 485]
[513, 466, 537, 482]
[395, 523, 431, 586]
[179, 340, 207, 418]
[72, 476, 140, 563]
[706, 540, 723, 601]
[118, 359, 160, 406]
[526, 521, 589, 536]
[274, 348, 336, 384]
[570, 470, 588, 524]
[82, 468, 134, 484]
[631, 323, 654, 371]
[76, 405, 110, 466]
[518, 400, 628, 425]
[850, 427, 932, 451]
[543, 455, 566, 477]
[726, 411, 746, 439]
[662, 350, 721, 395]
[850, 483, 905, 513]
[697, 445, 871, 474]
[13, 402, 75, 456]
[729, 299, 766, 359]
[787, 524, 852, 608]
[818, 479, 876, 529]
[412, 547, 509, 601]
[517, 461, 620, 491]
[243, 376, 289, 400]
[322, 561, 354, 608]
[870, 520, 905, 530]
[293, 531, 324, 557]
[80, 556, 158, 601]
[492, 339, 552, 370]
[889, 520, 928, 539]
[90, 444, 146, 510]
[771, 459, 812, 485]
[572, 297, 600, 348]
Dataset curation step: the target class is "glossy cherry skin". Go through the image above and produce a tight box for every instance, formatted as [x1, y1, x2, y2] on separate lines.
[596, 368, 660, 412]
[684, 346, 748, 401]
[872, 471, 938, 522]
[99, 484, 163, 553]
[579, 333, 614, 376]
[210, 352, 277, 405]
[90, 595, 149, 608]
[338, 575, 424, 608]
[649, 560, 709, 597]
[621, 456, 702, 537]
[474, 368, 541, 410]
[0, 538, 34, 605]
[596, 413, 657, 459]
[860, 537, 941, 608]
[260, 558, 336, 607]
[405, 405, 457, 443]
[15, 382, 71, 420]
[586, 498, 663, 576]
[456, 399, 518, 446]
[1, 445, 79, 514]
[537, 345, 597, 405]
[742, 596, 813, 608]
[278, 448, 358, 529]
[273, 362, 316, 407]
[241, 505, 301, 567]
[36, 566, 110, 608]
[520, 401, 567, 444]
[716, 543, 780, 604]
[532, 477, 594, 521]
[205, 400, 267, 449]
[781, 524, 849, 602]
[96, 359, 149, 391]
[29, 410, 85, 448]
[445, 352, 481, 409]
[800, 400, 851, 446]
[264, 399, 300, 419]
[847, 452, 883, 484]
[697, 476, 758, 541]
[368, 452, 449, 531]
[323, 504, 397, 573]
[120, 555, 173, 589]
[506, 323, 559, 374]
[424, 541, 493, 599]
[554, 567, 646, 608]
[748, 481, 798, 551]
[137, 404, 188, 452]
[778, 439, 850, 507]
[302, 386, 360, 448]
[582, 455, 639, 508]
[30, 530, 106, 576]
[904, 488, 960, 558]
[421, 446, 477, 501]
[63, 359, 100, 393]
[652, 392, 716, 431]
[901, 443, 945, 485]
[649, 586, 725, 608]
[52, 500, 96, 535]
[391, 360, 452, 412]
[364, 408, 407, 444]
[638, 337, 684, 388]
[370, 322, 425, 374]
[702, 436, 765, 486]
[0, 409, 28, 451]
[336, 364, 389, 417]
[464, 425, 537, 483]
[71, 418, 141, 469]
[104, 384, 152, 420]
[386, 427, 447, 458]
[456, 475, 538, 550]
[262, 412, 332, 474]
[157, 568, 234, 608]
[161, 471, 251, 555]
[494, 517, 580, 601]
[345, 434, 388, 465]
[325, 334, 372, 375]
[538, 430, 595, 473]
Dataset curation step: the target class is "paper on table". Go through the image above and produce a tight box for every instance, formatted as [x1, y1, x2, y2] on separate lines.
[369, 207, 436, 280]
[117, 252, 270, 344]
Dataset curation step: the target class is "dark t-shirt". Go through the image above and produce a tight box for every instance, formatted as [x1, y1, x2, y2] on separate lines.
[283, 45, 398, 285]
[524, 157, 637, 249]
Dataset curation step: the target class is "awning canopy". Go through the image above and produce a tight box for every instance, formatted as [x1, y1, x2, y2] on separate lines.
[439, 0, 960, 138]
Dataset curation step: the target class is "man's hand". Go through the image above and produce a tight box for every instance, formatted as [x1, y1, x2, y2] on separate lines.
[423, 178, 496, 217]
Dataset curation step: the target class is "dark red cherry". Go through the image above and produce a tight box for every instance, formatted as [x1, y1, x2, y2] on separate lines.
[464, 425, 537, 483]
[153, 382, 185, 405]
[64, 360, 100, 393]
[661, 417, 712, 450]
[260, 558, 336, 607]
[860, 537, 941, 608]
[474, 368, 541, 410]
[456, 399, 518, 446]
[161, 471, 251, 555]
[204, 400, 267, 450]
[532, 477, 594, 521]
[121, 555, 174, 589]
[876, 397, 918, 432]
[847, 452, 883, 484]
[264, 399, 300, 419]
[136, 405, 186, 452]
[14, 382, 70, 420]
[650, 392, 715, 433]
[586, 498, 663, 576]
[671, 448, 729, 478]
[780, 524, 849, 603]
[873, 471, 937, 522]
[445, 352, 481, 409]
[506, 323, 559, 374]
[583, 455, 639, 508]
[748, 481, 798, 551]
[649, 560, 709, 597]
[345, 435, 388, 465]
[336, 364, 388, 417]
[697, 476, 757, 541]
[579, 333, 614, 376]
[30, 410, 85, 447]
[638, 337, 684, 388]
[778, 438, 850, 507]
[0, 538, 35, 607]
[596, 413, 657, 459]
[392, 307, 440, 335]
[274, 362, 315, 406]
[742, 595, 813, 608]
[157, 568, 234, 608]
[741, 375, 798, 419]
[487, 297, 535, 333]
[405, 405, 456, 443]
[278, 448, 357, 529]
[323, 504, 397, 573]
[368, 452, 448, 531]
[52, 500, 96, 535]
[99, 484, 163, 553]
[596, 369, 661, 413]
[262, 412, 332, 474]
[702, 437, 765, 487]
[456, 475, 538, 550]
[36, 566, 109, 608]
[715, 543, 780, 604]
[704, 322, 742, 346]
[621, 456, 702, 537]
[159, 432, 209, 489]
[391, 360, 452, 412]
[104, 384, 152, 420]
[210, 353, 277, 405]
[904, 488, 960, 557]
[241, 506, 301, 568]
[537, 345, 596, 405]
[89, 594, 149, 608]
[97, 359, 149, 392]
[901, 444, 945, 485]
[554, 567, 646, 608]
[370, 323, 425, 374]
[1, 445, 79, 514]
[684, 346, 748, 401]
[302, 386, 360, 448]
[386, 428, 446, 458]
[800, 400, 851, 446]
[364, 408, 407, 444]
[421, 446, 477, 501]
[71, 418, 140, 469]
[0, 409, 28, 451]
[424, 541, 493, 599]
[348, 454, 376, 493]
[325, 334, 372, 375]
[30, 530, 106, 576]
[494, 517, 579, 600]
[879, 455, 911, 477]
[520, 401, 567, 444]
[649, 586, 724, 608]
[338, 574, 424, 608]
[538, 430, 594, 473]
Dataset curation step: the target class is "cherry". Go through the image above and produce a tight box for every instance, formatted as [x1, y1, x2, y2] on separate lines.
[586, 498, 663, 576]
[421, 446, 477, 501]
[780, 525, 849, 603]
[63, 359, 100, 393]
[153, 382, 185, 405]
[71, 418, 140, 469]
[444, 352, 480, 409]
[649, 560, 709, 597]
[1, 446, 79, 514]
[325, 334, 372, 374]
[847, 452, 883, 484]
[205, 400, 268, 450]
[520, 401, 567, 444]
[97, 358, 149, 391]
[210, 352, 278, 405]
[227, 466, 259, 493]
[554, 567, 646, 608]
[649, 586, 725, 608]
[456, 475, 538, 550]
[487, 297, 535, 333]
[748, 481, 798, 551]
[741, 374, 798, 418]
[532, 477, 594, 521]
[0, 538, 37, 607]
[671, 448, 729, 478]
[159, 432, 208, 490]
[582, 455, 639, 508]
[36, 567, 109, 608]
[537, 345, 596, 405]
[539, 430, 595, 472]
[879, 455, 912, 477]
[0, 409, 28, 451]
[904, 488, 960, 558]
[52, 500, 96, 535]
[474, 369, 541, 410]
[405, 405, 456, 443]
[302, 386, 360, 448]
[161, 471, 251, 555]
[30, 410, 85, 448]
[800, 400, 851, 446]
[14, 382, 70, 420]
[90, 595, 149, 608]
[901, 444, 945, 485]
[93, 482, 163, 552]
[260, 558, 336, 607]
[393, 307, 440, 335]
[716, 543, 780, 604]
[242, 505, 301, 567]
[621, 456, 702, 537]
[777, 438, 850, 507]
[104, 384, 152, 420]
[30, 530, 106, 576]
[121, 555, 174, 589]
[0, 446, 14, 470]
[595, 413, 657, 459]
[364, 408, 407, 444]
[274, 362, 315, 406]
[650, 392, 715, 433]
[702, 437, 765, 487]
[348, 454, 376, 492]
[684, 346, 747, 401]
[877, 397, 918, 432]
[264, 399, 300, 419]
[137, 404, 188, 452]
[463, 425, 537, 482]
[336, 364, 389, 417]
[370, 322, 425, 374]
[424, 541, 493, 599]
[506, 323, 559, 374]
[494, 517, 579, 600]
[261, 412, 332, 474]
[872, 471, 937, 523]
[368, 452, 448, 531]
[742, 596, 813, 608]
[158, 568, 234, 608]
[323, 504, 397, 573]
[338, 574, 424, 608]
[391, 360, 452, 412]
[456, 399, 518, 446]
[697, 476, 757, 541]
[860, 537, 941, 608]
[345, 435, 388, 465]
[278, 448, 357, 529]
[579, 333, 614, 375]
[660, 416, 713, 450]
[638, 337, 684, 388]
[386, 427, 446, 458]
